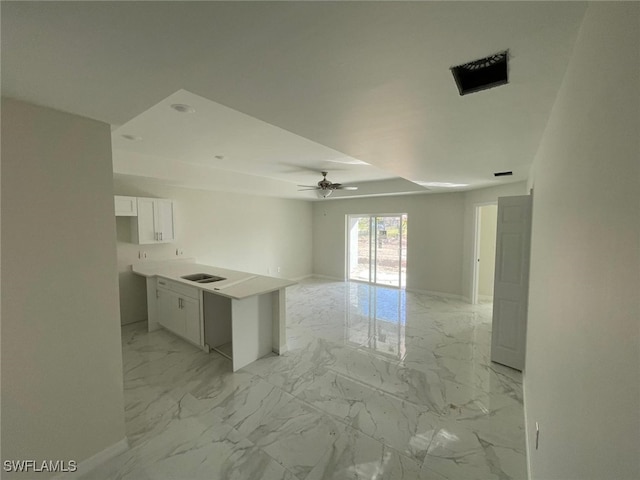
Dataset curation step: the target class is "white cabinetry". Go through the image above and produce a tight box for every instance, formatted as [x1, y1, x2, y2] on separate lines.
[132, 197, 175, 244]
[114, 195, 138, 216]
[156, 278, 201, 346]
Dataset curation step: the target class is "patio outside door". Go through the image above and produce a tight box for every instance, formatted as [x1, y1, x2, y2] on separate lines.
[348, 214, 407, 288]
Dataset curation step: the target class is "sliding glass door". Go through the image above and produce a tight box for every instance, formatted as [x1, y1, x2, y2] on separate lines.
[348, 214, 407, 287]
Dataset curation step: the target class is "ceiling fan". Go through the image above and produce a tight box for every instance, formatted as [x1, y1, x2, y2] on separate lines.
[298, 171, 358, 198]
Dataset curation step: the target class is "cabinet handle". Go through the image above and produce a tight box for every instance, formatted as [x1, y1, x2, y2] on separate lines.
[156, 289, 160, 299]
[178, 298, 183, 309]
[160, 232, 163, 241]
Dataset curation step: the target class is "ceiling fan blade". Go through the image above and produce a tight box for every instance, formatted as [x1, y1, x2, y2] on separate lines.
[297, 185, 319, 188]
[335, 186, 358, 190]
[297, 188, 319, 191]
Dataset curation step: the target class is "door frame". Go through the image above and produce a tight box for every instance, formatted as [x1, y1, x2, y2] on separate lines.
[346, 213, 407, 288]
[471, 201, 498, 305]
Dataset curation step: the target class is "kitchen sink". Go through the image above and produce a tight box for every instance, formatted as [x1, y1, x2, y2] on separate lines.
[181, 273, 226, 283]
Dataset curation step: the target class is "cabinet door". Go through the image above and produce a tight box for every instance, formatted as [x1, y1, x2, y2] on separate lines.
[157, 288, 174, 331]
[135, 198, 158, 244]
[155, 199, 175, 243]
[182, 296, 201, 345]
[169, 293, 187, 337]
[114, 196, 138, 216]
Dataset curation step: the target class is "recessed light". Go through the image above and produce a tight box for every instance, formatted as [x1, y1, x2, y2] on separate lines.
[170, 104, 196, 113]
[416, 181, 469, 188]
[121, 134, 142, 141]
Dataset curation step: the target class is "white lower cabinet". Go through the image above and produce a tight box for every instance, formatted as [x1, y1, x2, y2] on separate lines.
[156, 278, 201, 346]
[182, 296, 200, 345]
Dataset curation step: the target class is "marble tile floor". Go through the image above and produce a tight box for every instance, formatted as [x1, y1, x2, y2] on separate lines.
[83, 278, 527, 480]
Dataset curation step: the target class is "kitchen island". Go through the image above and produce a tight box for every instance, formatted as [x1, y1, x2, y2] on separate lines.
[132, 259, 295, 371]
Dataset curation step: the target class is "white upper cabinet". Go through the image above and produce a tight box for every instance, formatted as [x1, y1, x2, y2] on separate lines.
[114, 195, 138, 216]
[155, 199, 175, 243]
[132, 197, 175, 244]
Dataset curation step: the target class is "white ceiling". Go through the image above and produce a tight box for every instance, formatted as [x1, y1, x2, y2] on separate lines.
[111, 89, 425, 199]
[1, 1, 587, 200]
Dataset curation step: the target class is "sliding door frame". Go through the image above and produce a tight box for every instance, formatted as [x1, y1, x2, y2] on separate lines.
[346, 213, 407, 288]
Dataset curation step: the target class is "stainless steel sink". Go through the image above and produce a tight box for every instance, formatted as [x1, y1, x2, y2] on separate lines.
[181, 273, 226, 283]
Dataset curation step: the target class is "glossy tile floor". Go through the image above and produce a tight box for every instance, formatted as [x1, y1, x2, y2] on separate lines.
[84, 278, 527, 480]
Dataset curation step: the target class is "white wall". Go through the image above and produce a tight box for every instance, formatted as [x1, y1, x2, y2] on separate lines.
[114, 175, 313, 325]
[478, 204, 497, 297]
[525, 4, 640, 479]
[313, 193, 465, 296]
[461, 182, 528, 301]
[1, 99, 126, 477]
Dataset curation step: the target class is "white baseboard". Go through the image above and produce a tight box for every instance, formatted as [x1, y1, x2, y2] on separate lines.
[273, 344, 288, 355]
[53, 438, 129, 480]
[290, 274, 314, 282]
[405, 287, 464, 301]
[310, 274, 345, 282]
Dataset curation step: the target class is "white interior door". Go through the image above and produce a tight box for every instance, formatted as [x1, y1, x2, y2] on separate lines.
[491, 195, 532, 371]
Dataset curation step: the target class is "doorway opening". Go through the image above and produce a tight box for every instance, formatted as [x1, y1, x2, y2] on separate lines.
[347, 214, 407, 288]
[472, 203, 498, 304]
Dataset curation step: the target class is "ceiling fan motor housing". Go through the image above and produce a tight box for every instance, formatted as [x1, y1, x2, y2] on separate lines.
[318, 171, 332, 190]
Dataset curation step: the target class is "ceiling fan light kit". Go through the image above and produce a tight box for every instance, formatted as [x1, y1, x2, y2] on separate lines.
[298, 171, 358, 199]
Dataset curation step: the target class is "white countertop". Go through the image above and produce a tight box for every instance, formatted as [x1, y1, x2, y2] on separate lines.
[132, 259, 296, 300]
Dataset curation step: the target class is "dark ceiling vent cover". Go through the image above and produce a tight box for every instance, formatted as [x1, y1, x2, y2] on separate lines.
[494, 171, 513, 177]
[451, 50, 509, 96]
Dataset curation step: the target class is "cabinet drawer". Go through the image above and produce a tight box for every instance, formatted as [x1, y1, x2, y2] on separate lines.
[156, 277, 199, 300]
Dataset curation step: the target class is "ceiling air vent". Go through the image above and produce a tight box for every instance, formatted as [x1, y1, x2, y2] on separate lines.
[494, 171, 513, 177]
[451, 50, 509, 96]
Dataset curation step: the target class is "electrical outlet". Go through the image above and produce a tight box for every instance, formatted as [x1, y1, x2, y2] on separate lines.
[175, 249, 184, 256]
[138, 251, 148, 260]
